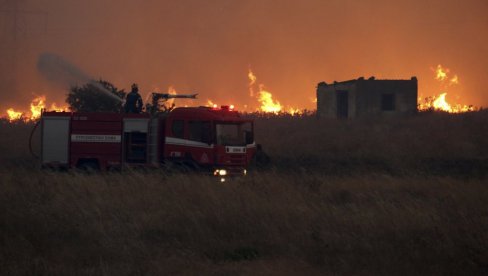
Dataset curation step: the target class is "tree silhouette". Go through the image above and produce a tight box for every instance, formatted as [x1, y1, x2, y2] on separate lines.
[66, 80, 126, 112]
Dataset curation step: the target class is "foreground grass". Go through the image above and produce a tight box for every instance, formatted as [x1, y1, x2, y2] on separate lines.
[253, 111, 488, 176]
[1, 169, 487, 275]
[1, 112, 487, 274]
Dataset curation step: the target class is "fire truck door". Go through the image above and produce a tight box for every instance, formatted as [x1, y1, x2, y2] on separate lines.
[42, 116, 70, 165]
[123, 118, 149, 164]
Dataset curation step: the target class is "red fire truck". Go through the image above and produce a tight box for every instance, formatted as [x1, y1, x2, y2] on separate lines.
[40, 105, 256, 176]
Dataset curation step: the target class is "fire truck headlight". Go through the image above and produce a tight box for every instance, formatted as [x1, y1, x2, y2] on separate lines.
[243, 169, 247, 176]
[214, 169, 227, 176]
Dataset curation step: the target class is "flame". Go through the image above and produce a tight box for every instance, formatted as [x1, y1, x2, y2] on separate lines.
[6, 108, 23, 122]
[288, 107, 301, 115]
[49, 102, 69, 112]
[248, 69, 257, 97]
[206, 99, 218, 108]
[435, 64, 449, 81]
[248, 69, 283, 113]
[419, 93, 475, 113]
[30, 96, 46, 120]
[258, 86, 282, 113]
[432, 93, 451, 111]
[247, 68, 305, 114]
[3, 95, 68, 122]
[418, 64, 476, 113]
[450, 75, 459, 85]
[167, 86, 177, 95]
[165, 86, 177, 107]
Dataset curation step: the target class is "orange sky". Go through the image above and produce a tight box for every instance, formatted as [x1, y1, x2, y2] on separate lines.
[1, 0, 487, 112]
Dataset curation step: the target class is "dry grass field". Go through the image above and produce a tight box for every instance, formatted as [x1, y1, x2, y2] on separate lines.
[1, 111, 487, 275]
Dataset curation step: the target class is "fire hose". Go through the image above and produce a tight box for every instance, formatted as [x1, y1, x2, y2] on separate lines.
[29, 120, 41, 159]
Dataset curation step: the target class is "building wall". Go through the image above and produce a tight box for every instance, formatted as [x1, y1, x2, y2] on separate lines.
[317, 81, 357, 119]
[317, 78, 418, 119]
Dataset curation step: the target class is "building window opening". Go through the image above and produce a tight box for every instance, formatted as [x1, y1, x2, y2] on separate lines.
[381, 94, 396, 111]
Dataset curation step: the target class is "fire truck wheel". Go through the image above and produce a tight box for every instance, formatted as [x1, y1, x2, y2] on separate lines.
[76, 159, 100, 172]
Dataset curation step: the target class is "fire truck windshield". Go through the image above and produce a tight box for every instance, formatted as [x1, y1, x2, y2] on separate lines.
[216, 122, 253, 146]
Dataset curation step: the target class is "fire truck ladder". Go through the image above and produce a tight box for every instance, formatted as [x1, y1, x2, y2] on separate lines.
[147, 118, 159, 165]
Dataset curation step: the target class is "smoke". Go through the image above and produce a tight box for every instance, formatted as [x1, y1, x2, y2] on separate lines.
[0, 0, 486, 113]
[37, 53, 123, 102]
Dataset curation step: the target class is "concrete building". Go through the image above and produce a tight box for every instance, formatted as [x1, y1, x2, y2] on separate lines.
[316, 77, 418, 119]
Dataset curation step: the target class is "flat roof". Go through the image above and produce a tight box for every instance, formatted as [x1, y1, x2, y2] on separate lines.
[318, 76, 417, 86]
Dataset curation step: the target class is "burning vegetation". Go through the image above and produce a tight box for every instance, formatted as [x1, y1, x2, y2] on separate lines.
[418, 64, 477, 113]
[4, 96, 68, 122]
[247, 68, 283, 113]
[247, 68, 303, 114]
[201, 68, 305, 115]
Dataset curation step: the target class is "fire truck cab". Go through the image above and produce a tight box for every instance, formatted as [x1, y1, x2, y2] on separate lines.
[40, 106, 256, 175]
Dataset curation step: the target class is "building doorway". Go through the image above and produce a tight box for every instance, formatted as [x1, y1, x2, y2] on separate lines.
[336, 90, 349, 118]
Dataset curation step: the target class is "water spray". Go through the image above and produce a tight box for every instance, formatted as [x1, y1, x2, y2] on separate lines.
[37, 53, 123, 103]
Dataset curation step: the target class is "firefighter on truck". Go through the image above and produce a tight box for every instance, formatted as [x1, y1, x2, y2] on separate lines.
[124, 83, 143, 113]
